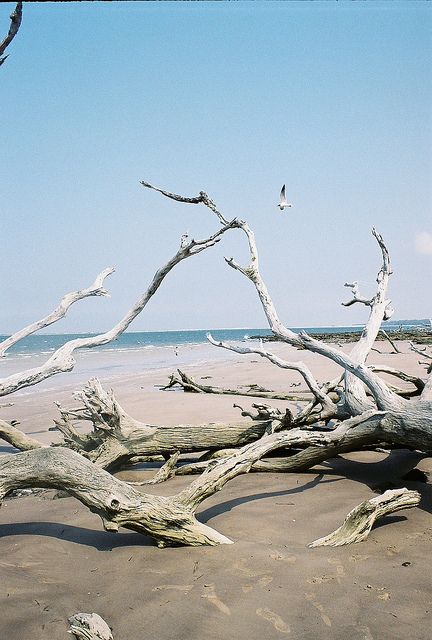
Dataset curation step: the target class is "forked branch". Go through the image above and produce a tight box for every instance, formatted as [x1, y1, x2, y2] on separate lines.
[0, 219, 238, 397]
[0, 267, 115, 357]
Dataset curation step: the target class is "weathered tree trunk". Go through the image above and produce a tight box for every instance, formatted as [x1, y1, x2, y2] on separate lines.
[48, 379, 270, 471]
[1, 404, 429, 547]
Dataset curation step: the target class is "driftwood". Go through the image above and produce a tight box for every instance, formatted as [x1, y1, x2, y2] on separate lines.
[162, 368, 309, 401]
[1, 178, 430, 554]
[0, 2, 22, 67]
[2, 405, 430, 547]
[0, 268, 115, 357]
[0, 218, 238, 398]
[48, 378, 270, 471]
[309, 488, 420, 547]
[68, 613, 113, 640]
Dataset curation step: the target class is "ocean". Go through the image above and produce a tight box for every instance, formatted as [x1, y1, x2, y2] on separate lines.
[0, 320, 427, 357]
[1, 321, 428, 395]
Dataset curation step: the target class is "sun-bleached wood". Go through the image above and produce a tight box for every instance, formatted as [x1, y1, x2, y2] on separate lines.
[68, 612, 113, 640]
[309, 488, 420, 547]
[162, 368, 308, 402]
[207, 334, 336, 419]
[0, 268, 115, 357]
[48, 378, 271, 471]
[0, 419, 46, 451]
[0, 219, 238, 398]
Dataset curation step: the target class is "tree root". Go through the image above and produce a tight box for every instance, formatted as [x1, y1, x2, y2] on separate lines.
[309, 488, 420, 547]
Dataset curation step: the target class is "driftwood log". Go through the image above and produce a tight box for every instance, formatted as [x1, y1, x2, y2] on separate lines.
[309, 488, 420, 547]
[1, 179, 430, 552]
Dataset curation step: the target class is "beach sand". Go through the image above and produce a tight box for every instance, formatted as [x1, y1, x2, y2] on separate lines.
[1, 340, 431, 639]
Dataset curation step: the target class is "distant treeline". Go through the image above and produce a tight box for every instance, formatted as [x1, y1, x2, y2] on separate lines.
[250, 327, 432, 345]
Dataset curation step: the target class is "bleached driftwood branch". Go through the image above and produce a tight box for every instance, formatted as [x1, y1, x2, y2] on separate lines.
[369, 365, 425, 397]
[342, 281, 373, 308]
[0, 428, 332, 547]
[309, 488, 420, 547]
[3, 392, 432, 545]
[0, 2, 22, 66]
[380, 329, 400, 354]
[207, 334, 336, 419]
[162, 368, 307, 402]
[0, 419, 46, 451]
[68, 613, 113, 640]
[140, 180, 405, 416]
[0, 268, 115, 357]
[0, 219, 238, 397]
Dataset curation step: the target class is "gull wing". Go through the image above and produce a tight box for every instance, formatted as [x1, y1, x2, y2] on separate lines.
[279, 184, 287, 205]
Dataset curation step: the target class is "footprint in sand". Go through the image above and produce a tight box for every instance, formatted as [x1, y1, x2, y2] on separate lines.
[304, 593, 332, 628]
[152, 584, 193, 593]
[349, 554, 371, 563]
[270, 552, 297, 564]
[357, 625, 374, 640]
[256, 607, 291, 634]
[201, 584, 231, 616]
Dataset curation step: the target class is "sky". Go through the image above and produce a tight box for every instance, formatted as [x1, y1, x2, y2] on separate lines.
[1, 1, 431, 334]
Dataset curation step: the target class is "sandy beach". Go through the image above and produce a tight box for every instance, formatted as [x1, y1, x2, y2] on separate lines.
[1, 340, 431, 639]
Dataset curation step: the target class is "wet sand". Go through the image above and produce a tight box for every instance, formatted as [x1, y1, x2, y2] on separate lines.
[1, 340, 431, 639]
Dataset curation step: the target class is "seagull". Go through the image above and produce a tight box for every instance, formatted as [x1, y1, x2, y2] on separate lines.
[278, 184, 293, 210]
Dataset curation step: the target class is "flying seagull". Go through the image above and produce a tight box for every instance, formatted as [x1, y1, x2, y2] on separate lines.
[278, 184, 292, 210]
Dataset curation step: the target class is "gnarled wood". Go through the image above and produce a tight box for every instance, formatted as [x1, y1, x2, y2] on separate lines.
[49, 378, 271, 471]
[309, 488, 420, 547]
[68, 613, 113, 640]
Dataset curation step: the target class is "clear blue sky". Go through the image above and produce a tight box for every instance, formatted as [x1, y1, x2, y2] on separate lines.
[1, 1, 431, 333]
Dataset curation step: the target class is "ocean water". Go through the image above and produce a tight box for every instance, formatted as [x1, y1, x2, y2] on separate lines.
[0, 320, 428, 357]
[0, 321, 428, 395]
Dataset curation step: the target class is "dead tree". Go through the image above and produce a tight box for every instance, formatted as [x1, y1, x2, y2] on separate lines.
[1, 179, 431, 548]
[137, 181, 432, 475]
[0, 409, 426, 547]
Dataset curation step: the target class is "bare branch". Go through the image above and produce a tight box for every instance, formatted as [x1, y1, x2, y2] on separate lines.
[342, 281, 373, 307]
[141, 182, 402, 413]
[380, 329, 400, 354]
[141, 179, 230, 225]
[207, 334, 335, 415]
[0, 419, 45, 451]
[0, 268, 115, 357]
[309, 489, 420, 547]
[0, 220, 238, 397]
[162, 368, 306, 402]
[0, 2, 22, 67]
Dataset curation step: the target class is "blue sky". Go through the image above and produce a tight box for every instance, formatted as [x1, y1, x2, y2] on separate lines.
[1, 1, 431, 333]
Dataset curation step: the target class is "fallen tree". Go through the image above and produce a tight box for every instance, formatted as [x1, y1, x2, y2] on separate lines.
[0, 407, 427, 547]
[1, 179, 430, 549]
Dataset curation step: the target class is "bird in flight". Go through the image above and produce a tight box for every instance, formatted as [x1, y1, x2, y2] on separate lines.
[278, 184, 292, 210]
